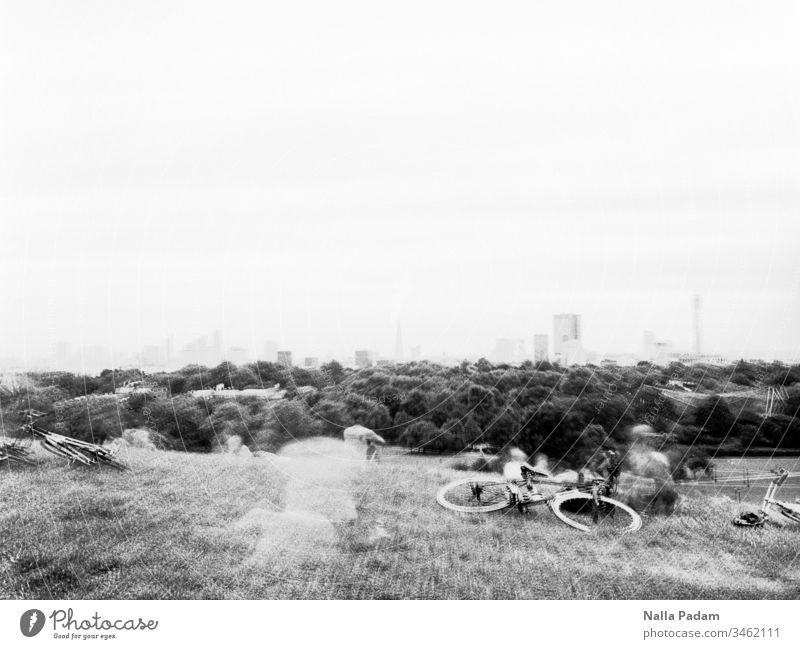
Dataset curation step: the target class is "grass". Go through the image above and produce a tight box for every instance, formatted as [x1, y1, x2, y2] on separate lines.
[1, 442, 800, 599]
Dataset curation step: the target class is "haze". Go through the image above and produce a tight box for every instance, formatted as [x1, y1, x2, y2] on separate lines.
[1, 1, 798, 366]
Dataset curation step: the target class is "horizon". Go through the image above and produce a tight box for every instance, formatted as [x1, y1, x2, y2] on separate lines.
[2, 1, 799, 367]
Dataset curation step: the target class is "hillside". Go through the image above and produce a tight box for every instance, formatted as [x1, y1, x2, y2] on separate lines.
[2, 442, 799, 599]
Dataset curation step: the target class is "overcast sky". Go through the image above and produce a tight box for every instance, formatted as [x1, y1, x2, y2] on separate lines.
[1, 1, 798, 364]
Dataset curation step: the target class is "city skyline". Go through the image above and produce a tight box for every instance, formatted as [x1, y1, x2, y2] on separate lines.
[4, 295, 797, 373]
[2, 1, 799, 368]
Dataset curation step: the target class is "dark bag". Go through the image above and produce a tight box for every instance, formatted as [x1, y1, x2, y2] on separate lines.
[732, 511, 766, 527]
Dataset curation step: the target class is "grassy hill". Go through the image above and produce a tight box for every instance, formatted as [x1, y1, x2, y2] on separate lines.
[1, 442, 799, 599]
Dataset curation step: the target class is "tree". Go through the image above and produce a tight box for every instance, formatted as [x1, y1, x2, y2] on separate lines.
[400, 420, 439, 451]
[475, 358, 493, 373]
[782, 386, 800, 418]
[400, 389, 429, 419]
[693, 395, 738, 444]
[52, 395, 132, 444]
[483, 409, 522, 448]
[310, 398, 354, 437]
[261, 400, 322, 450]
[440, 418, 466, 451]
[200, 400, 269, 449]
[250, 361, 289, 387]
[320, 360, 345, 385]
[148, 396, 213, 452]
[759, 415, 800, 449]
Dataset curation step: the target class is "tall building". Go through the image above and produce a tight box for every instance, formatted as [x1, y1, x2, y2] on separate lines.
[559, 339, 588, 366]
[553, 314, 583, 365]
[277, 350, 293, 367]
[533, 334, 549, 363]
[303, 356, 319, 369]
[355, 350, 374, 369]
[553, 314, 581, 357]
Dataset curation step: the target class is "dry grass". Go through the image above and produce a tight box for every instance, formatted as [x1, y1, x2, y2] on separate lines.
[1, 445, 799, 599]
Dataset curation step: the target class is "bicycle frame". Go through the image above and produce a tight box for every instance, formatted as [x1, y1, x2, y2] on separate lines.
[760, 468, 800, 523]
[19, 409, 126, 468]
[521, 466, 615, 496]
[505, 466, 614, 510]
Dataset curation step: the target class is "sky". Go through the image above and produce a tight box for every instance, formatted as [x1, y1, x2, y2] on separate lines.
[1, 0, 799, 365]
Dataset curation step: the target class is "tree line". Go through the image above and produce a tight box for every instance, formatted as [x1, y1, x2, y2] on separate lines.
[2, 358, 799, 471]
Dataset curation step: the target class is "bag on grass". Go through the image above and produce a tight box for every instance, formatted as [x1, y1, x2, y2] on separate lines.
[732, 511, 765, 527]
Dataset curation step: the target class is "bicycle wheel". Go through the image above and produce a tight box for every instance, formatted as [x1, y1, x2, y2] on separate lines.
[550, 491, 642, 533]
[436, 476, 512, 513]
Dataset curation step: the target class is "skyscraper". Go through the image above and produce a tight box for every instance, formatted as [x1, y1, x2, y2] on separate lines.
[533, 334, 549, 363]
[277, 350, 293, 367]
[553, 314, 582, 365]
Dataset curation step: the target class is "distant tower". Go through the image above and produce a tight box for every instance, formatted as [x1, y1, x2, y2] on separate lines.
[553, 314, 581, 361]
[277, 350, 293, 367]
[395, 321, 404, 361]
[693, 295, 701, 355]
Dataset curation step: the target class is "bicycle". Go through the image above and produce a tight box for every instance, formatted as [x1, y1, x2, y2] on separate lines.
[20, 410, 128, 470]
[734, 468, 800, 527]
[436, 465, 642, 533]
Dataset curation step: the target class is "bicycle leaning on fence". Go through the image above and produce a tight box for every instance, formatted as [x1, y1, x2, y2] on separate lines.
[436, 463, 642, 534]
